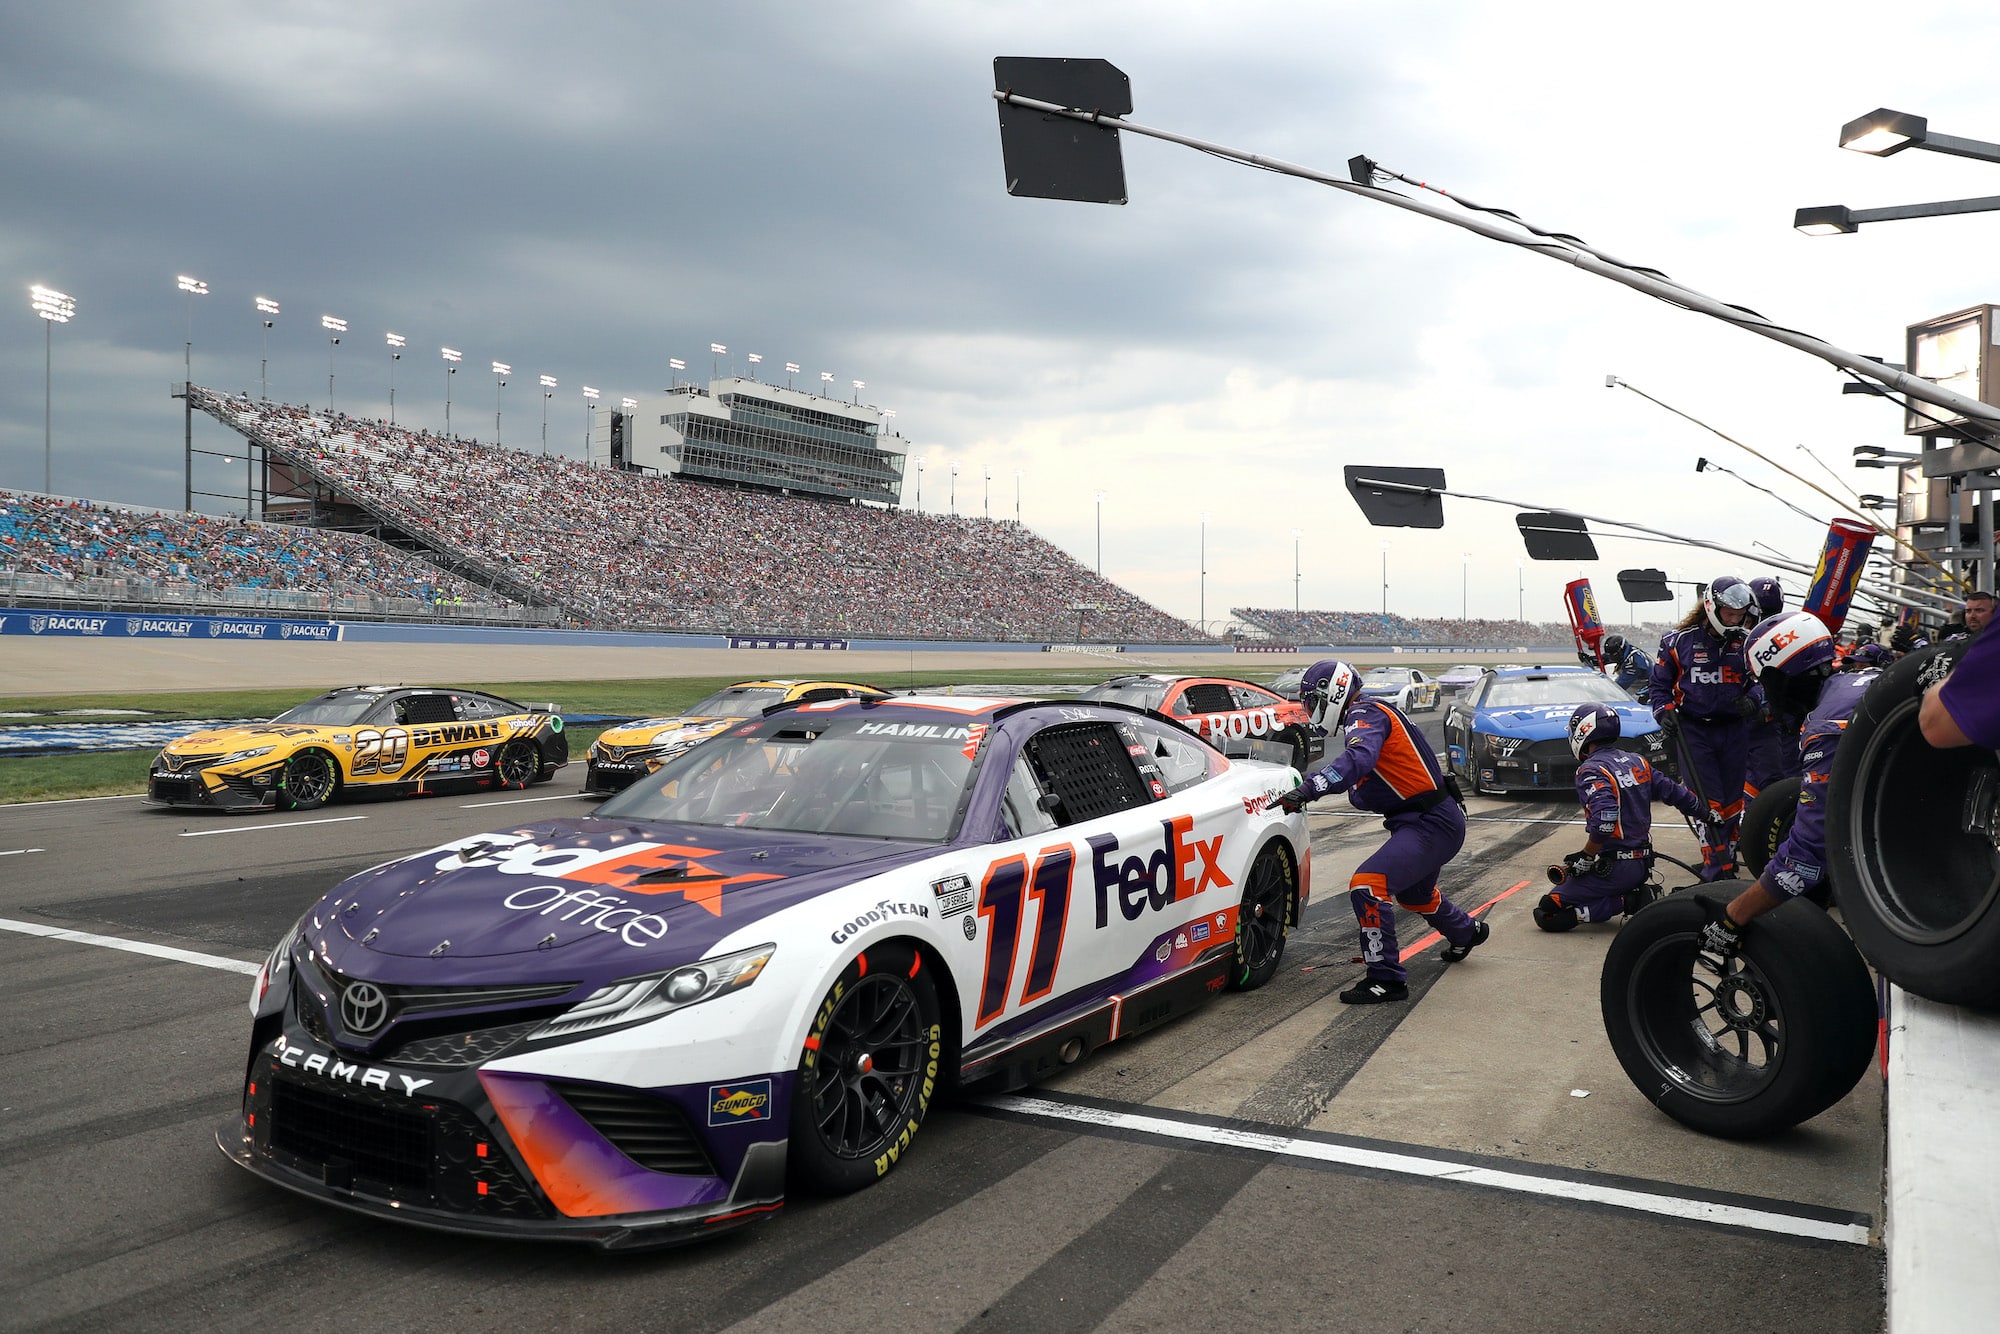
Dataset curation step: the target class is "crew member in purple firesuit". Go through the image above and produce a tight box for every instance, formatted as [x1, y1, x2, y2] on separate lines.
[1921, 607, 2000, 749]
[1534, 703, 1711, 931]
[1273, 658, 1488, 1004]
[1741, 575, 1799, 802]
[1651, 574, 1758, 880]
[1698, 612, 1878, 952]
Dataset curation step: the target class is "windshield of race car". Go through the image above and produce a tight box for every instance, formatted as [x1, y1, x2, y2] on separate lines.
[1481, 674, 1631, 708]
[269, 694, 385, 725]
[684, 686, 792, 718]
[593, 715, 977, 841]
[1077, 680, 1169, 710]
[1361, 668, 1408, 685]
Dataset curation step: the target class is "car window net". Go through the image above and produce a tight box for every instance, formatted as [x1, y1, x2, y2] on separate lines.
[1181, 683, 1236, 714]
[1025, 722, 1151, 825]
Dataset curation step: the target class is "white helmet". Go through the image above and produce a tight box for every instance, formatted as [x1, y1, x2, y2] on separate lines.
[1300, 658, 1360, 733]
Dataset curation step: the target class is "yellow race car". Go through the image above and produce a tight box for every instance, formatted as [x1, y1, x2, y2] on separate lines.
[146, 684, 567, 812]
[582, 678, 891, 794]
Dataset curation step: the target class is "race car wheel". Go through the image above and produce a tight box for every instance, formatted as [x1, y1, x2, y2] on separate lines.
[276, 749, 339, 812]
[1600, 886, 1876, 1139]
[1827, 641, 2000, 1010]
[1230, 842, 1295, 991]
[790, 943, 942, 1194]
[1740, 777, 1802, 879]
[494, 739, 539, 790]
[1278, 725, 1310, 775]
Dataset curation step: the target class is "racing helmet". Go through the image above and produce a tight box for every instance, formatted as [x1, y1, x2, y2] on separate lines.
[1745, 611, 1837, 722]
[1702, 574, 1755, 639]
[1748, 575, 1784, 621]
[1567, 702, 1621, 760]
[1844, 641, 1894, 671]
[1600, 633, 1627, 665]
[1299, 658, 1360, 733]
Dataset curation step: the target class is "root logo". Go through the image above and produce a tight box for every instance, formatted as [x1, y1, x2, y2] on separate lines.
[707, 1078, 773, 1126]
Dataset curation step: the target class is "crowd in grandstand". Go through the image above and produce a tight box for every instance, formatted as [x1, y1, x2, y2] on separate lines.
[1232, 607, 1672, 648]
[193, 389, 1205, 642]
[0, 488, 506, 612]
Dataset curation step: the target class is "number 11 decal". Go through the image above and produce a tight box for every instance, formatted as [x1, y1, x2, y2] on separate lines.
[974, 844, 1076, 1027]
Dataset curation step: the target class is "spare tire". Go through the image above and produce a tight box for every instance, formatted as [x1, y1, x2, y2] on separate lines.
[1826, 642, 2000, 1010]
[1741, 777, 1802, 878]
[1600, 885, 1877, 1139]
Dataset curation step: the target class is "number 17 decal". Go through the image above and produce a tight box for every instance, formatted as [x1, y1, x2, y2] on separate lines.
[974, 844, 1075, 1027]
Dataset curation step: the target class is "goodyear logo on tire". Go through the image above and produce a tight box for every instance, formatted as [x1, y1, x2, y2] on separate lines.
[707, 1079, 773, 1126]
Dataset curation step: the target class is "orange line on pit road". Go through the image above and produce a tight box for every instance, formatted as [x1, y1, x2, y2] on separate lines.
[1399, 879, 1532, 962]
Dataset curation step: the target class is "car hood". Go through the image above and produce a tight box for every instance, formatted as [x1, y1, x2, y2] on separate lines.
[310, 817, 937, 981]
[1473, 700, 1658, 740]
[594, 714, 733, 750]
[163, 722, 326, 753]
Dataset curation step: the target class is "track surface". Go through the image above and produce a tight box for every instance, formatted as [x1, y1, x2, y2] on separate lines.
[0, 700, 1885, 1331]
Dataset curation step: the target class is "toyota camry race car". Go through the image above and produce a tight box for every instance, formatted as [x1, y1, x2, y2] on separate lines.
[583, 679, 890, 794]
[1442, 666, 1670, 795]
[147, 685, 567, 812]
[1076, 674, 1314, 770]
[1357, 666, 1440, 713]
[221, 695, 1308, 1248]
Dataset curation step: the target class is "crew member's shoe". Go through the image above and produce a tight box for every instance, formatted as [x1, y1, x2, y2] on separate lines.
[1439, 919, 1490, 963]
[1339, 976, 1409, 1005]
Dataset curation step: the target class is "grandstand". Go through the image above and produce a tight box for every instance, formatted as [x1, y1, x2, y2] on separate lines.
[185, 388, 1207, 643]
[0, 489, 518, 621]
[1231, 606, 1674, 650]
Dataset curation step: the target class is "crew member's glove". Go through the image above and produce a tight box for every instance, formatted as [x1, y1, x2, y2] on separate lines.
[1698, 900, 1745, 957]
[1731, 694, 1762, 720]
[1273, 771, 1335, 814]
[1562, 851, 1602, 879]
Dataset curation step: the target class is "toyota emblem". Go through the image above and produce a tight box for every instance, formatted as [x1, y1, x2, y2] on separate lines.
[341, 981, 390, 1035]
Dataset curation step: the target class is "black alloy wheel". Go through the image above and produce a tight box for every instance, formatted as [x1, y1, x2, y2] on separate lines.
[790, 944, 942, 1194]
[277, 749, 338, 811]
[1230, 844, 1294, 990]
[494, 739, 540, 790]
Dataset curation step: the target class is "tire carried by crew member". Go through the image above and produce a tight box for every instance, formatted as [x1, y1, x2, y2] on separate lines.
[1826, 640, 2000, 1010]
[1600, 884, 1877, 1138]
[1739, 776, 1803, 879]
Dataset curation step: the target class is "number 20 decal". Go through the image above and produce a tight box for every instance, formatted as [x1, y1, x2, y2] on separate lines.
[350, 727, 411, 776]
[975, 844, 1076, 1027]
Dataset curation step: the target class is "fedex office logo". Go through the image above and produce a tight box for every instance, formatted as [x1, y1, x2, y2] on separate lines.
[431, 831, 778, 915]
[1089, 815, 1232, 927]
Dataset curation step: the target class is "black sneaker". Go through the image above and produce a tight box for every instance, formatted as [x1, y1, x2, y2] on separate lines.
[1439, 919, 1489, 963]
[1339, 977, 1409, 1005]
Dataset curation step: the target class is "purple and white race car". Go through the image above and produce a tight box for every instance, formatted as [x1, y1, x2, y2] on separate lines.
[221, 694, 1308, 1248]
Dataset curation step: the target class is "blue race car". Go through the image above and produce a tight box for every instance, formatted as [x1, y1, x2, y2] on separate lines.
[1441, 666, 1672, 796]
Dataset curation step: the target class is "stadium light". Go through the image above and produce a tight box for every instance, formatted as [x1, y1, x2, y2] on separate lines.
[1292, 528, 1303, 613]
[852, 378, 865, 405]
[256, 297, 281, 403]
[1798, 109, 2000, 235]
[442, 347, 462, 436]
[951, 461, 960, 515]
[385, 332, 405, 424]
[177, 275, 208, 384]
[583, 386, 600, 465]
[621, 396, 637, 409]
[820, 371, 834, 395]
[1096, 491, 1106, 574]
[321, 315, 347, 415]
[746, 353, 762, 382]
[915, 456, 924, 510]
[984, 465, 991, 519]
[539, 375, 557, 455]
[785, 361, 800, 388]
[1015, 469, 1023, 524]
[30, 285, 74, 494]
[492, 362, 511, 445]
[710, 342, 726, 378]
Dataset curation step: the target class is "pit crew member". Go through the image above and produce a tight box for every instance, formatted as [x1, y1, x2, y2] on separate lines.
[1597, 632, 1653, 703]
[1921, 616, 2000, 749]
[1742, 575, 1797, 802]
[1651, 574, 1756, 880]
[1274, 658, 1488, 1003]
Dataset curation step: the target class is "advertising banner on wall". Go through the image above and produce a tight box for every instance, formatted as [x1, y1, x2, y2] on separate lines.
[0, 609, 343, 641]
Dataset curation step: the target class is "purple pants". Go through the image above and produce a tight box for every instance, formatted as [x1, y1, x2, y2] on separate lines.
[1743, 718, 1799, 798]
[1551, 856, 1649, 923]
[1349, 804, 1479, 983]
[1678, 717, 1747, 880]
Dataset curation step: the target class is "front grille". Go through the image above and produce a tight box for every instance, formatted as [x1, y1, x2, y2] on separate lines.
[272, 1077, 431, 1189]
[148, 776, 200, 802]
[388, 1020, 541, 1068]
[304, 952, 576, 1028]
[163, 752, 222, 773]
[555, 1084, 716, 1176]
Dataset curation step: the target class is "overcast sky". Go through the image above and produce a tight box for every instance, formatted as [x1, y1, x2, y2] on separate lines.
[4, 1, 1996, 629]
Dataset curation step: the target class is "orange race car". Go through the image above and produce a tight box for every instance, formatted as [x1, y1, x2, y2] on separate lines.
[1076, 674, 1316, 771]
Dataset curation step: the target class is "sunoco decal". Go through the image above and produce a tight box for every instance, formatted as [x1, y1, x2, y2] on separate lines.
[708, 1078, 773, 1126]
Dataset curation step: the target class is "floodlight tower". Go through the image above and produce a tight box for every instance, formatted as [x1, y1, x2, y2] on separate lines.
[30, 285, 75, 494]
[539, 375, 557, 454]
[583, 386, 600, 463]
[386, 332, 405, 423]
[256, 297, 280, 402]
[747, 353, 762, 381]
[177, 275, 207, 383]
[320, 316, 347, 413]
[785, 361, 800, 389]
[442, 347, 462, 435]
[492, 362, 511, 444]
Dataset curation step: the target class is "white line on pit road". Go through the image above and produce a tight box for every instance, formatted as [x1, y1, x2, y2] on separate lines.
[0, 848, 46, 857]
[979, 1094, 1871, 1246]
[461, 793, 589, 808]
[0, 917, 260, 975]
[178, 815, 369, 838]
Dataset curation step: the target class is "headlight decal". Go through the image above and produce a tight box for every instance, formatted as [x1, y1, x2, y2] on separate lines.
[527, 943, 775, 1042]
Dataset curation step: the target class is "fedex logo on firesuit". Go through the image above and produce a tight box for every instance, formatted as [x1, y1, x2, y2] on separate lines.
[1088, 815, 1231, 927]
[1686, 664, 1742, 686]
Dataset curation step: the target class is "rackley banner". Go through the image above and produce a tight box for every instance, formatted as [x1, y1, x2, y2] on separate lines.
[0, 609, 343, 641]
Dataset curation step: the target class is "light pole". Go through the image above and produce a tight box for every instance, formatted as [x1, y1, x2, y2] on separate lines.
[853, 378, 865, 406]
[668, 357, 685, 387]
[1516, 559, 1524, 623]
[256, 297, 279, 402]
[746, 353, 762, 381]
[1462, 552, 1471, 619]
[442, 347, 461, 435]
[177, 275, 207, 385]
[1291, 529, 1302, 612]
[492, 362, 511, 444]
[820, 371, 834, 397]
[583, 387, 600, 464]
[983, 467, 991, 519]
[914, 457, 924, 511]
[30, 285, 74, 494]
[1015, 469, 1023, 524]
[1200, 511, 1209, 630]
[1380, 542, 1390, 616]
[710, 343, 726, 379]
[385, 332, 404, 423]
[1095, 492, 1106, 574]
[621, 397, 638, 466]
[784, 362, 799, 389]
[539, 375, 557, 454]
[320, 316, 346, 414]
[950, 462, 959, 515]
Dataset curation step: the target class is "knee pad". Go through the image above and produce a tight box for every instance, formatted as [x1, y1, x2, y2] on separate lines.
[1621, 884, 1656, 917]
[1533, 893, 1580, 933]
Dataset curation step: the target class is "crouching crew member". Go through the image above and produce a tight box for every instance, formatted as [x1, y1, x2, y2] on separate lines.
[1698, 612, 1879, 953]
[1536, 703, 1708, 931]
[1598, 633, 1654, 703]
[1651, 574, 1757, 880]
[1274, 658, 1489, 1004]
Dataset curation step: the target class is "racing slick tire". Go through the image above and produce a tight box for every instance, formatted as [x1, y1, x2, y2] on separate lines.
[1600, 885, 1877, 1139]
[275, 749, 339, 812]
[789, 942, 943, 1195]
[1278, 724, 1311, 775]
[1229, 842, 1296, 991]
[1827, 641, 2000, 1010]
[1740, 777, 1802, 880]
[494, 739, 540, 791]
